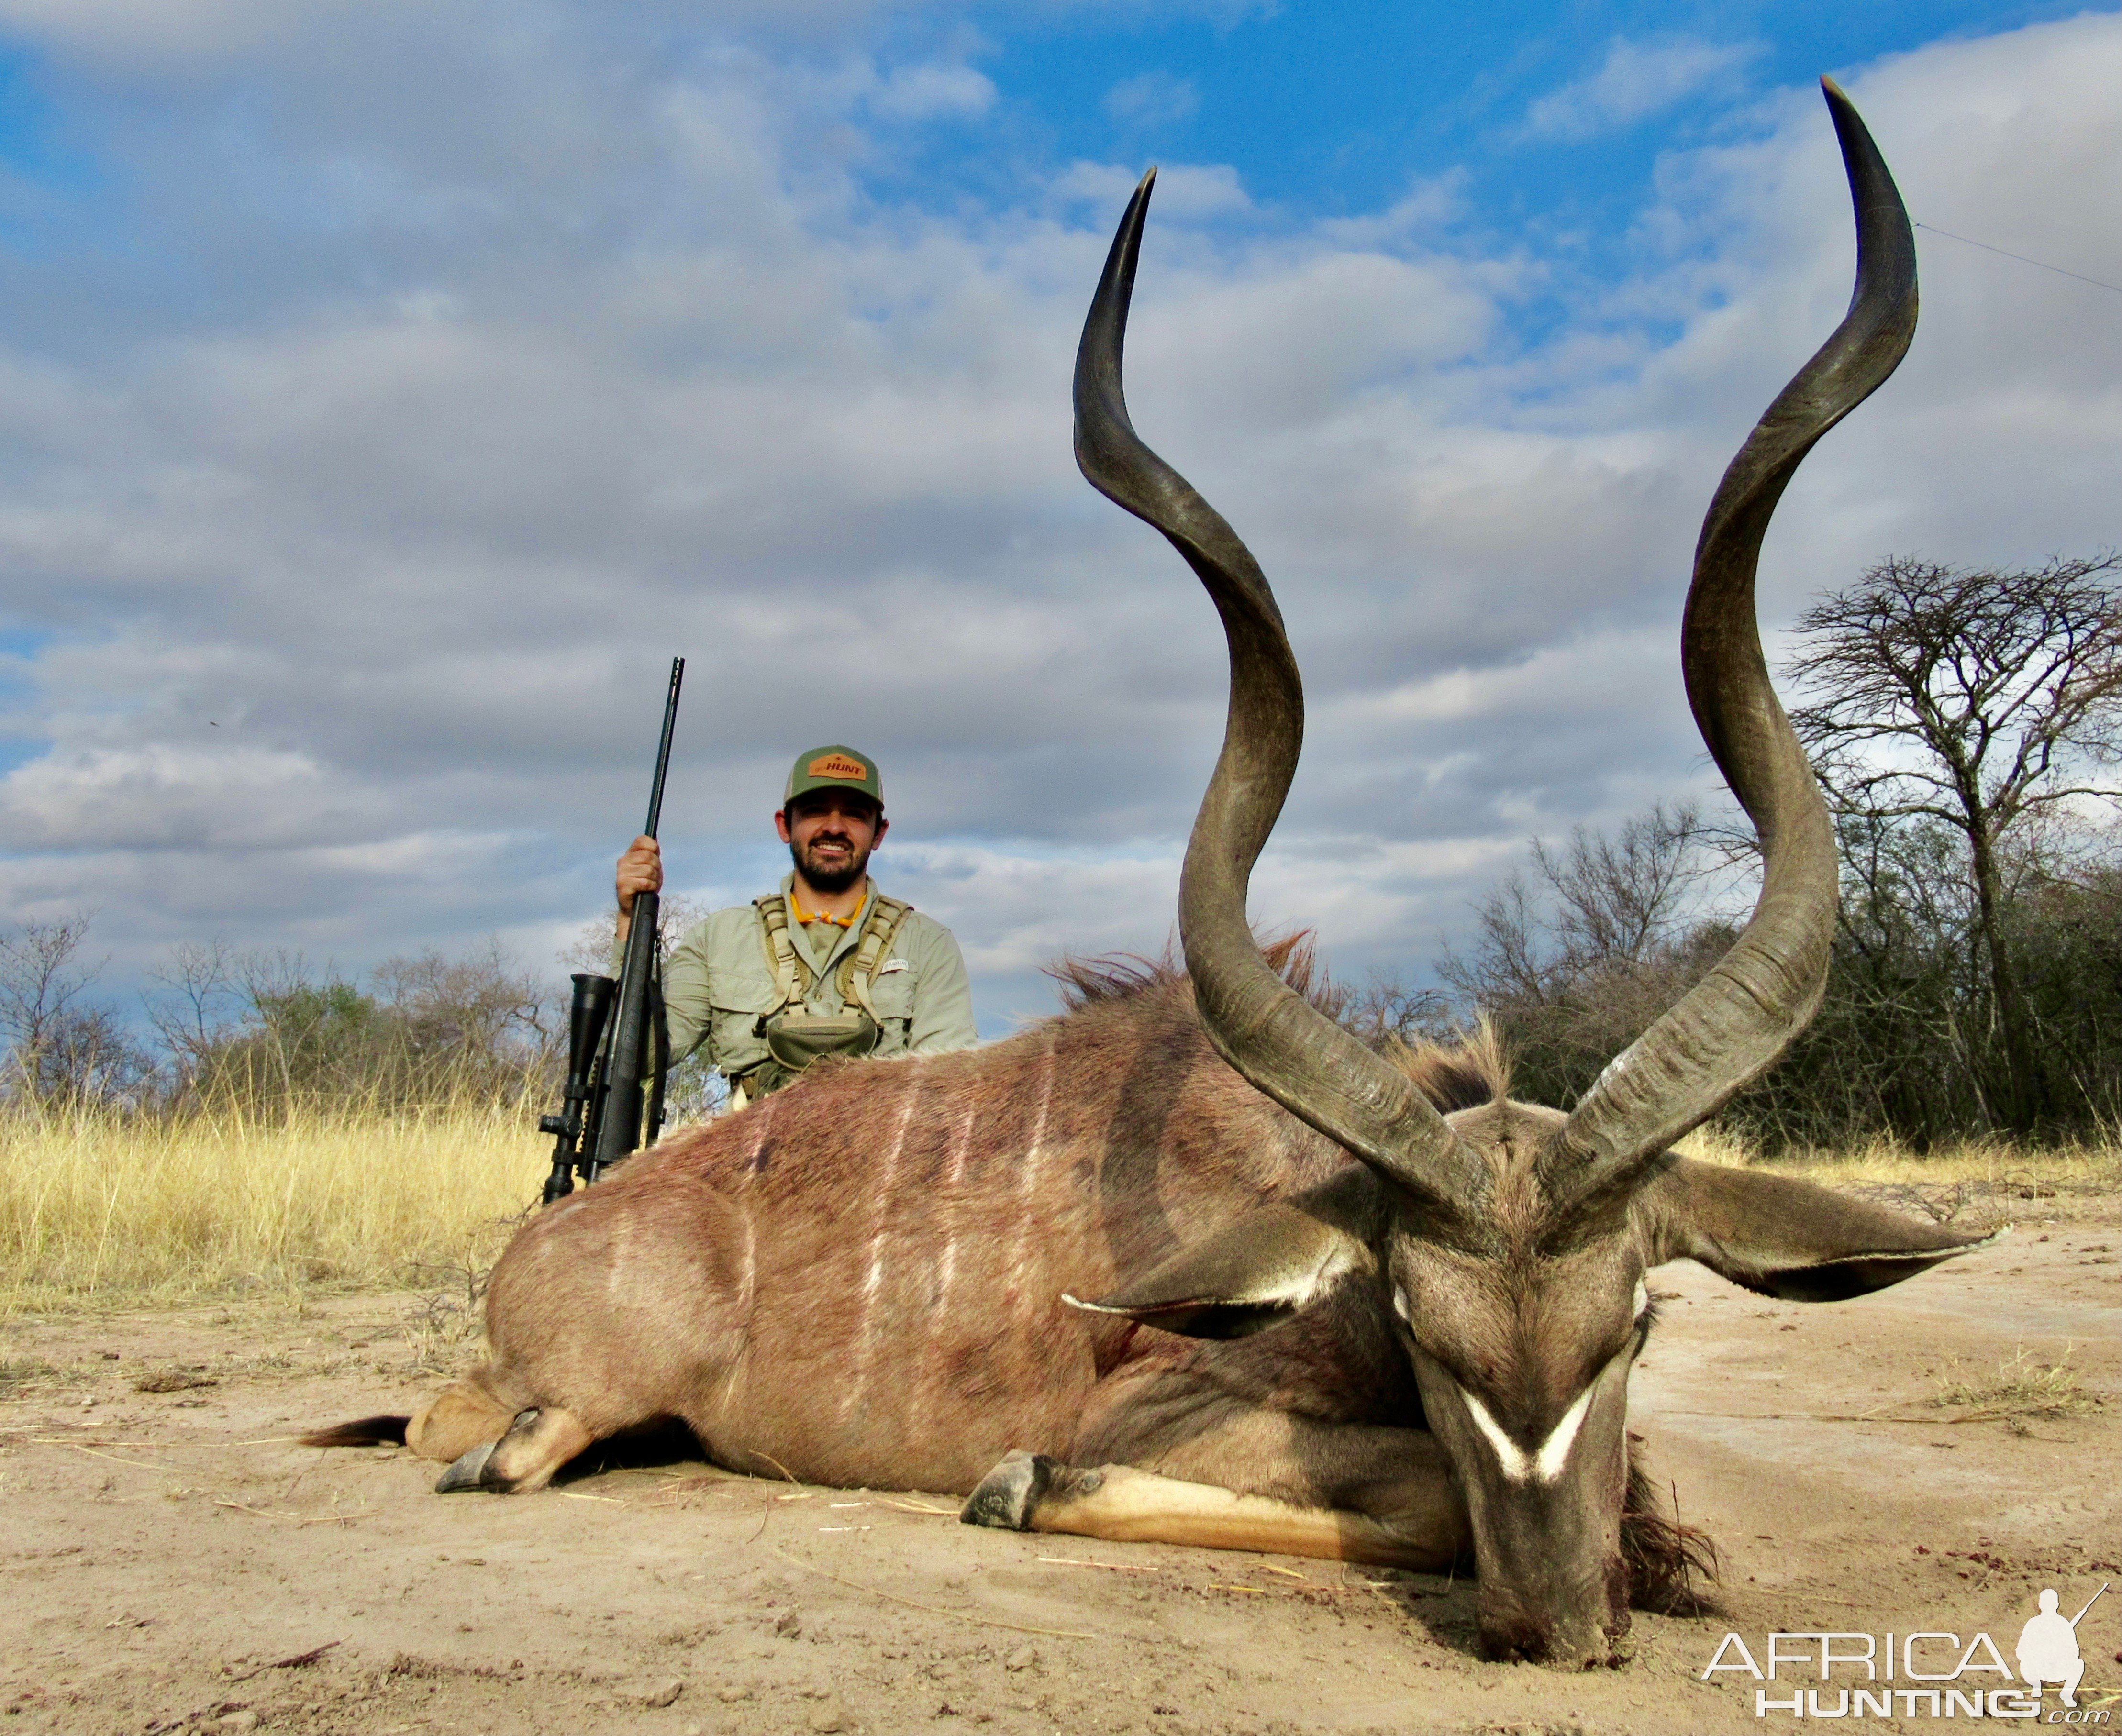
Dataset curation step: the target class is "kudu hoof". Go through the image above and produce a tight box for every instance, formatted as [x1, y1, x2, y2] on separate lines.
[960, 1449, 1055, 1531]
[435, 1441, 497, 1493]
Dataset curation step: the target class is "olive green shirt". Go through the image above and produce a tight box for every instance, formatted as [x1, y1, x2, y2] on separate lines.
[656, 874, 976, 1081]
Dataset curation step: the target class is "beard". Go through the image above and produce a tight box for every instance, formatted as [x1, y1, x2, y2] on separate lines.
[789, 835, 870, 894]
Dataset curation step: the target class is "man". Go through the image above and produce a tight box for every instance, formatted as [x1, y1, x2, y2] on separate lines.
[615, 743, 976, 1108]
[2015, 1588, 2088, 1709]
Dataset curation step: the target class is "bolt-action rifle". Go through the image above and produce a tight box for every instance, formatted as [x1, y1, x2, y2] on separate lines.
[540, 657, 684, 1204]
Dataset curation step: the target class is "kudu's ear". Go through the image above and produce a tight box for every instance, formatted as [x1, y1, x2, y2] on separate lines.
[1637, 1156, 2003, 1302]
[1066, 1167, 1386, 1340]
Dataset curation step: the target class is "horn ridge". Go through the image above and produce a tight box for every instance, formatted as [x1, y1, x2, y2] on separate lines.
[1075, 170, 1490, 1213]
[1546, 81, 1919, 1191]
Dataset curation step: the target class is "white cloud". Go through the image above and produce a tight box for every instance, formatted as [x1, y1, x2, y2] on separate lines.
[867, 62, 997, 122]
[1317, 172, 1467, 249]
[1048, 159, 1251, 219]
[0, 0, 892, 62]
[1521, 35, 1762, 141]
[1104, 70, 1200, 130]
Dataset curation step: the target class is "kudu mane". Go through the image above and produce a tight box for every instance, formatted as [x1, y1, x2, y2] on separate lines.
[1048, 933, 1511, 1117]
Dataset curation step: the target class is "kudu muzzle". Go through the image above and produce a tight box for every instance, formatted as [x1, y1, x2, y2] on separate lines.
[1410, 1336, 1639, 1663]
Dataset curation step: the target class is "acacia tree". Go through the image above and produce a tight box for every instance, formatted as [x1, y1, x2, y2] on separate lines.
[1784, 553, 2122, 1133]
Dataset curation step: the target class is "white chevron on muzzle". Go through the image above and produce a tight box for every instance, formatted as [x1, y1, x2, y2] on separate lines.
[1458, 1382, 1597, 1486]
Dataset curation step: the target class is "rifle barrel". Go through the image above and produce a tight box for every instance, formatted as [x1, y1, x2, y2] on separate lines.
[644, 658, 684, 840]
[589, 656, 686, 1178]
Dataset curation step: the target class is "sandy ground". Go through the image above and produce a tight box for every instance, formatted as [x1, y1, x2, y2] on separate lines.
[2, 1181, 2115, 1736]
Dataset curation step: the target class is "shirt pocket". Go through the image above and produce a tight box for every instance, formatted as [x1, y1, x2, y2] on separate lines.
[704, 967, 781, 1078]
[868, 959, 917, 1052]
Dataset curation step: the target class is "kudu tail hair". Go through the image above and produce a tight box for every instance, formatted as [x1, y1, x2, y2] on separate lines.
[300, 1414, 411, 1449]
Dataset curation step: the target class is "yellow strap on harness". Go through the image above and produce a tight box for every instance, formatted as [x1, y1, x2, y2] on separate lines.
[752, 890, 913, 1021]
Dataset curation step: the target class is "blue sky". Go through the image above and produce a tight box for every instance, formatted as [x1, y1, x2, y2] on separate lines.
[0, 3, 2104, 348]
[895, 0, 2083, 210]
[0, 0, 2115, 1038]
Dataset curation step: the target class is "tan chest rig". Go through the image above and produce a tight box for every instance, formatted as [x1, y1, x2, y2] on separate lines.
[733, 891, 912, 1105]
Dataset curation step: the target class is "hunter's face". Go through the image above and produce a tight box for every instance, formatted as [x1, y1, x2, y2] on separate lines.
[778, 791, 886, 893]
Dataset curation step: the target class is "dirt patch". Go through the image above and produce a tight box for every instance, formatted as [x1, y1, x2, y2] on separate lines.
[2, 1190, 2115, 1735]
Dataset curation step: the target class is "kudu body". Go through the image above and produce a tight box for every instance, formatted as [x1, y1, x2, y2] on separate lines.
[312, 84, 1998, 1666]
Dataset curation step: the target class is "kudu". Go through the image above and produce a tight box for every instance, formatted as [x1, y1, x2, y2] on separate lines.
[311, 82, 1998, 1666]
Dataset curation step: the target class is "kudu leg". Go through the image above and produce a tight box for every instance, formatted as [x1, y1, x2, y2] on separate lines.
[965, 1451, 1464, 1569]
[435, 1405, 595, 1495]
[963, 1415, 1470, 1570]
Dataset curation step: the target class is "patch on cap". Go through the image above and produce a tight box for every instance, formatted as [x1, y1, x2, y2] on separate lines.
[785, 743, 884, 806]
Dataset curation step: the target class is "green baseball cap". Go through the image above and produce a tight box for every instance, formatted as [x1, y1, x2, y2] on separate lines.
[784, 744, 884, 809]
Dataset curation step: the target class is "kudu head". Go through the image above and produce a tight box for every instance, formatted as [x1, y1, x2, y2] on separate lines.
[1068, 83, 1999, 1666]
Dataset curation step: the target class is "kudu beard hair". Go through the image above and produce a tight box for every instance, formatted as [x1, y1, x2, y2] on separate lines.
[308, 81, 2000, 1670]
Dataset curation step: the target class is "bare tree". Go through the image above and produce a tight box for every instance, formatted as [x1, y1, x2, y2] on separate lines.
[560, 891, 711, 976]
[373, 939, 555, 1063]
[1533, 800, 1707, 975]
[1336, 973, 1456, 1052]
[0, 912, 100, 1068]
[1785, 553, 2122, 1131]
[1442, 801, 1707, 1002]
[0, 912, 155, 1106]
[143, 938, 244, 1089]
[1438, 802, 1721, 1105]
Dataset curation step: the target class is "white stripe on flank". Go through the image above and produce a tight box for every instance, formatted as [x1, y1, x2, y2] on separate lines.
[1003, 1032, 1058, 1314]
[842, 1073, 922, 1422]
[713, 1207, 759, 1416]
[1021, 1034, 1055, 1186]
[1458, 1382, 1598, 1486]
[738, 1212, 757, 1316]
[933, 1113, 976, 1309]
[742, 1093, 778, 1180]
[944, 1104, 977, 1190]
[935, 1233, 960, 1311]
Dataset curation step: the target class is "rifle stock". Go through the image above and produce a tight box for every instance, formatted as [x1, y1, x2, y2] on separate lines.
[540, 972, 616, 1204]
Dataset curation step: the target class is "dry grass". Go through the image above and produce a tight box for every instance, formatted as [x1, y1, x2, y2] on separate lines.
[0, 1097, 544, 1316]
[5, 1092, 2111, 1317]
[1675, 1123, 2119, 1210]
[1931, 1344, 2106, 1429]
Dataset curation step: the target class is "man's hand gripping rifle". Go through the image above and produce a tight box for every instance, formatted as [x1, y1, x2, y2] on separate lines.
[541, 657, 684, 1205]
